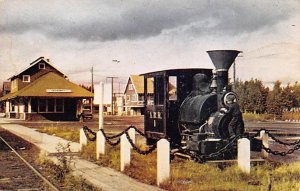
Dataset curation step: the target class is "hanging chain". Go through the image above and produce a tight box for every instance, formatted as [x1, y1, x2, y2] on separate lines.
[99, 129, 122, 146]
[266, 131, 300, 146]
[262, 144, 300, 156]
[125, 131, 157, 155]
[82, 126, 97, 141]
[201, 135, 241, 160]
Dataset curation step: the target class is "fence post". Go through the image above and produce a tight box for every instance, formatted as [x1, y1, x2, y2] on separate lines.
[260, 130, 269, 158]
[79, 128, 87, 151]
[120, 134, 131, 171]
[128, 128, 135, 148]
[237, 138, 250, 174]
[99, 82, 104, 130]
[157, 139, 170, 186]
[96, 130, 105, 159]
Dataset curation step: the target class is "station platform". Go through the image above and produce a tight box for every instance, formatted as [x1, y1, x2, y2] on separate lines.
[0, 118, 164, 191]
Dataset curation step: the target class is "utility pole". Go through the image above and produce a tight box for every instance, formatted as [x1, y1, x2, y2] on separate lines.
[90, 66, 94, 113]
[106, 76, 118, 115]
[109, 59, 120, 115]
[91, 66, 94, 93]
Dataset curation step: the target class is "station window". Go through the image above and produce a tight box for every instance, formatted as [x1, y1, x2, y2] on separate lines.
[56, 99, 64, 112]
[169, 76, 177, 101]
[39, 99, 47, 112]
[39, 63, 46, 69]
[48, 99, 55, 112]
[23, 75, 30, 82]
[31, 99, 38, 112]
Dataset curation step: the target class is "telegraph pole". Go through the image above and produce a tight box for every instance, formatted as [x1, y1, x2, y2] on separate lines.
[106, 76, 118, 115]
[90, 66, 94, 112]
[91, 66, 94, 93]
[108, 59, 120, 115]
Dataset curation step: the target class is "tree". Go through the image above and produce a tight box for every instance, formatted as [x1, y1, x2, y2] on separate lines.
[266, 81, 284, 117]
[235, 79, 268, 113]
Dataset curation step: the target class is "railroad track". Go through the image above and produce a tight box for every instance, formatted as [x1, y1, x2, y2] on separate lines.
[0, 129, 59, 191]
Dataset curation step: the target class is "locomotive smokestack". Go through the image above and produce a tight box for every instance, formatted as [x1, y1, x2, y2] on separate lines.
[207, 50, 241, 94]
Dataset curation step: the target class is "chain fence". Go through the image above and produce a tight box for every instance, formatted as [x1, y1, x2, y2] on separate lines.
[82, 125, 157, 154]
[82, 125, 300, 160]
[247, 128, 300, 157]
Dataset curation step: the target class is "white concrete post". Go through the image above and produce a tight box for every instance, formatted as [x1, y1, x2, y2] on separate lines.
[157, 139, 170, 186]
[128, 128, 135, 148]
[28, 98, 32, 113]
[120, 134, 131, 171]
[5, 101, 10, 113]
[19, 104, 25, 113]
[99, 82, 104, 130]
[260, 130, 269, 158]
[237, 138, 251, 174]
[15, 105, 19, 113]
[79, 128, 88, 151]
[96, 130, 105, 159]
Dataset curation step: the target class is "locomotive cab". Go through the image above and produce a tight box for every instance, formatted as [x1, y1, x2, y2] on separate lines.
[141, 69, 212, 145]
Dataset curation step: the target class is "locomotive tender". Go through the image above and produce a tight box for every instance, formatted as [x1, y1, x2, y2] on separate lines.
[142, 50, 244, 159]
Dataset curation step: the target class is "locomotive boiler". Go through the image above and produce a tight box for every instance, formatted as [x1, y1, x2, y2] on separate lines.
[142, 50, 244, 159]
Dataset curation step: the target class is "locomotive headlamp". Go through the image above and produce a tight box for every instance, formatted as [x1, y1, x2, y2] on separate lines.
[223, 92, 237, 106]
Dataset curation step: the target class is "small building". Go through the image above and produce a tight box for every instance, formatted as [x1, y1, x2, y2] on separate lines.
[124, 75, 154, 115]
[0, 57, 93, 120]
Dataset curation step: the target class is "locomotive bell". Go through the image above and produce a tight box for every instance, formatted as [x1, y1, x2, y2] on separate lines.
[207, 50, 241, 94]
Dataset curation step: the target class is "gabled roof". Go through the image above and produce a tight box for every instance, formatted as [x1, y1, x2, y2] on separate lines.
[125, 75, 154, 94]
[130, 75, 144, 94]
[0, 72, 93, 101]
[8, 57, 66, 80]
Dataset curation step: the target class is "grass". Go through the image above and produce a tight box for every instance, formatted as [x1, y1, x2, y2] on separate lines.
[38, 146, 102, 190]
[282, 112, 300, 121]
[37, 126, 80, 142]
[242, 113, 276, 121]
[36, 126, 300, 191]
[243, 112, 300, 121]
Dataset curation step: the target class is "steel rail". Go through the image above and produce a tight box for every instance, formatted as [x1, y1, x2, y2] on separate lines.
[0, 135, 60, 191]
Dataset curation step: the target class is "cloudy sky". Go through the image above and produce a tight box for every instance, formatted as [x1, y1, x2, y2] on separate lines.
[0, 0, 300, 89]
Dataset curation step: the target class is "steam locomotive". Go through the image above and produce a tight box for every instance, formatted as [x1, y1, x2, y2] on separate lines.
[141, 50, 244, 159]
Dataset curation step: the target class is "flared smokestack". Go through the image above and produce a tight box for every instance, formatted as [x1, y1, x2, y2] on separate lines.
[207, 50, 241, 94]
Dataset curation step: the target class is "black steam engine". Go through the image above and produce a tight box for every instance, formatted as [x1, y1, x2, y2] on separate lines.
[142, 50, 244, 159]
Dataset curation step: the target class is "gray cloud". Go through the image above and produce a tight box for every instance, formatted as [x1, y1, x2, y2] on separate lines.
[0, 0, 296, 41]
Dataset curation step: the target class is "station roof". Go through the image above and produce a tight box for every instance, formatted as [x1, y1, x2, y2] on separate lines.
[0, 72, 93, 101]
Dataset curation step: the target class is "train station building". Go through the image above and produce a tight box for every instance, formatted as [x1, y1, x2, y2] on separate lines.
[0, 57, 93, 121]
